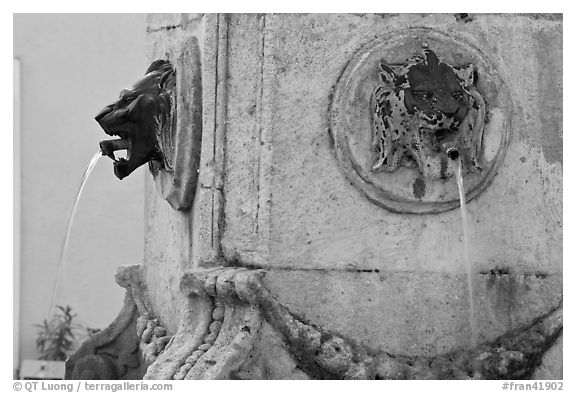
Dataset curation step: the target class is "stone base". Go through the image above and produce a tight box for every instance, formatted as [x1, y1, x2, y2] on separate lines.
[67, 265, 562, 380]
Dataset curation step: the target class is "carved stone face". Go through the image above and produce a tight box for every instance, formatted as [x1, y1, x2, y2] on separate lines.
[371, 49, 482, 179]
[96, 60, 175, 179]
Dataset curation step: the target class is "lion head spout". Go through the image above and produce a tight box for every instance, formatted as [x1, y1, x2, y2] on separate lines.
[371, 49, 485, 180]
[96, 60, 175, 180]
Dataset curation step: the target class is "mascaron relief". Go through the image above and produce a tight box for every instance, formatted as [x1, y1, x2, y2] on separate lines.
[329, 28, 510, 214]
[95, 36, 202, 211]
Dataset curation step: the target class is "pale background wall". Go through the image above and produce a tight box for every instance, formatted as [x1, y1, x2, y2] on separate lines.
[13, 14, 147, 366]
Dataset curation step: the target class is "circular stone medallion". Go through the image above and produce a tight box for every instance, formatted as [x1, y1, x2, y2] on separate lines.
[329, 28, 511, 214]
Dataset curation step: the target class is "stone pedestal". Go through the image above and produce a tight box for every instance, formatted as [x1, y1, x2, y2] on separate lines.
[67, 13, 562, 380]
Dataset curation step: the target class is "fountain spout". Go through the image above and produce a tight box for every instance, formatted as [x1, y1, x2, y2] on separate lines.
[99, 139, 129, 161]
[95, 59, 175, 180]
[439, 136, 460, 161]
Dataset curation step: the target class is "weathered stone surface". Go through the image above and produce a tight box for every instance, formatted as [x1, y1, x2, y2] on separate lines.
[143, 174, 189, 333]
[532, 335, 562, 380]
[130, 13, 563, 379]
[146, 14, 184, 32]
[143, 19, 203, 331]
[220, 13, 562, 275]
[146, 14, 205, 32]
[235, 321, 310, 379]
[220, 14, 271, 265]
[180, 267, 562, 380]
[148, 35, 202, 211]
[263, 270, 561, 356]
[216, 15, 562, 375]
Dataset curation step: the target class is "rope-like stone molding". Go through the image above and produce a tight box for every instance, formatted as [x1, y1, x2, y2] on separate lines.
[176, 267, 562, 380]
[114, 265, 174, 367]
[173, 299, 225, 379]
[142, 267, 262, 380]
[136, 314, 172, 366]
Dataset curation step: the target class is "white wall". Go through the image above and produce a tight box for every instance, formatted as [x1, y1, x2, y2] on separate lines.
[14, 14, 147, 365]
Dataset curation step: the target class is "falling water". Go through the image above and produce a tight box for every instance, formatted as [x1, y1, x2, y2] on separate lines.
[48, 151, 102, 319]
[453, 158, 479, 349]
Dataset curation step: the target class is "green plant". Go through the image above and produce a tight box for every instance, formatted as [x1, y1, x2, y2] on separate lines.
[35, 305, 83, 361]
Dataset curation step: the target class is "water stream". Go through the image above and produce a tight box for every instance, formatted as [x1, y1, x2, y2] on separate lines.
[452, 158, 479, 349]
[48, 151, 102, 319]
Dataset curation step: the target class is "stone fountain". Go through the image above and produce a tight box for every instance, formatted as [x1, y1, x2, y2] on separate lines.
[66, 13, 562, 380]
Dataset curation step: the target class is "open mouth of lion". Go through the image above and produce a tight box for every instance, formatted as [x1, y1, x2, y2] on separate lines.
[100, 136, 130, 161]
[99, 130, 138, 180]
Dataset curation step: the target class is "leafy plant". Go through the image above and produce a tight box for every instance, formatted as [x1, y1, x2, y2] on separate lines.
[35, 305, 84, 361]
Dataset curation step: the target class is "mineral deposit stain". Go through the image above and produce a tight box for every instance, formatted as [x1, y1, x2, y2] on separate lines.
[455, 13, 474, 23]
[533, 28, 563, 164]
[413, 178, 426, 199]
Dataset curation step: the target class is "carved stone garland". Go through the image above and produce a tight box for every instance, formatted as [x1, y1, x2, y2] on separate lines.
[68, 265, 562, 380]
